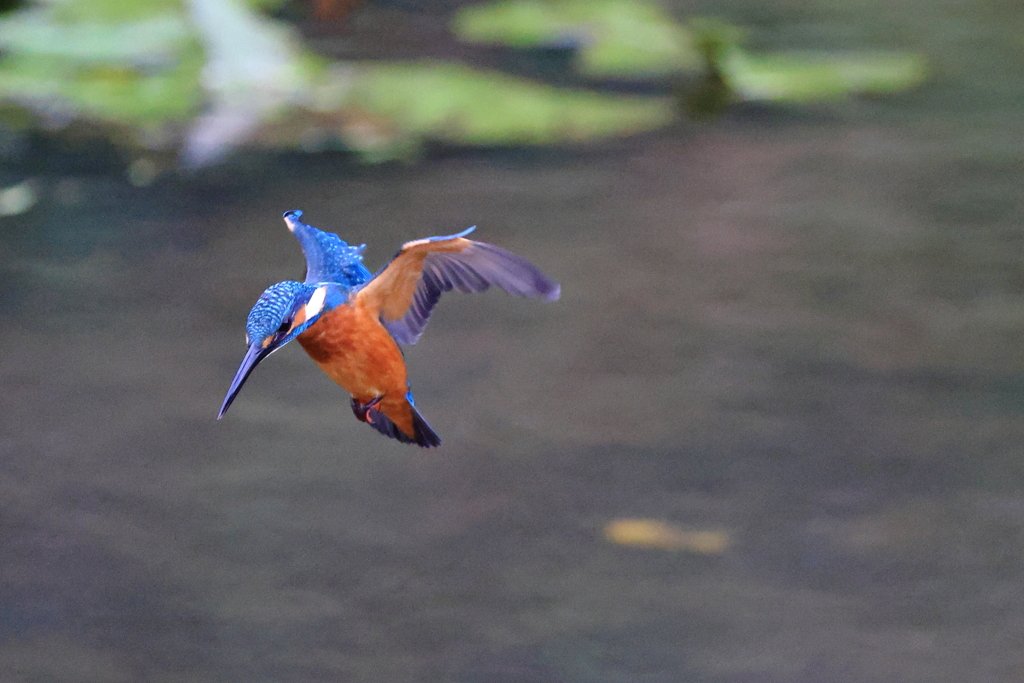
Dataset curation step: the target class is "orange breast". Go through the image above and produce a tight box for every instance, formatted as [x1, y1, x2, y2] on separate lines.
[297, 299, 409, 403]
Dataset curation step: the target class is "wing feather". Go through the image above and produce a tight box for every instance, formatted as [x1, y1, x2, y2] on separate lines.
[355, 229, 560, 345]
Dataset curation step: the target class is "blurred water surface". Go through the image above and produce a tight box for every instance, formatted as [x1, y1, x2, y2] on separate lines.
[2, 1, 1024, 681]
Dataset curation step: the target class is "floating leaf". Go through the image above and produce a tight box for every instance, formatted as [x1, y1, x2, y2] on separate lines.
[454, 0, 703, 78]
[604, 518, 730, 554]
[722, 50, 928, 103]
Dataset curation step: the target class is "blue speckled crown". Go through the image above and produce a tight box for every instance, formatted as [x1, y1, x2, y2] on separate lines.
[246, 281, 311, 344]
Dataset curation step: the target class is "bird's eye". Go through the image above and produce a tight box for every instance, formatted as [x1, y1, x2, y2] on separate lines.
[277, 320, 291, 334]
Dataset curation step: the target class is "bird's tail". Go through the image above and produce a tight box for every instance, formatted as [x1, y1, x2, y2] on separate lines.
[354, 392, 441, 447]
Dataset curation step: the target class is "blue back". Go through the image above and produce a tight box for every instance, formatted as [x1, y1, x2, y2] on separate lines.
[284, 210, 372, 289]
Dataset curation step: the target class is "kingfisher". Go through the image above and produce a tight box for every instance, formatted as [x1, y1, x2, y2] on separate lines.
[218, 210, 560, 447]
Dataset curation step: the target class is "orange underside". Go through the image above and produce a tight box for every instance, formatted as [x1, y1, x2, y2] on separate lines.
[297, 299, 417, 438]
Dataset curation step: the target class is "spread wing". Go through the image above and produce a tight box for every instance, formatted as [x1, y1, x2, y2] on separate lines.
[355, 227, 560, 345]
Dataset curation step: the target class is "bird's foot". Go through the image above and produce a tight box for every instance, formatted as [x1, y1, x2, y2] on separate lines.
[350, 395, 384, 423]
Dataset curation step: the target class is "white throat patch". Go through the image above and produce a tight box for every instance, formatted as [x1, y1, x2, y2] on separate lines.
[303, 285, 328, 321]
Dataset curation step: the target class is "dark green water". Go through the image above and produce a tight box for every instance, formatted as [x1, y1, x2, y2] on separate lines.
[2, 1, 1023, 681]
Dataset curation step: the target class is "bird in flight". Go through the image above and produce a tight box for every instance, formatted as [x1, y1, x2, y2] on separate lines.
[218, 210, 560, 447]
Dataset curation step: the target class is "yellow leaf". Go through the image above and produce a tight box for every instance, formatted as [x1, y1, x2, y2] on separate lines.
[603, 518, 729, 554]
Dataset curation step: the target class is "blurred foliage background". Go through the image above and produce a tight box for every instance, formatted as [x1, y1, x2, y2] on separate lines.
[0, 0, 924, 184]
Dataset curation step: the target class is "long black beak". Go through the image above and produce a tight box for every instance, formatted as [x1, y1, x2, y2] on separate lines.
[217, 342, 273, 419]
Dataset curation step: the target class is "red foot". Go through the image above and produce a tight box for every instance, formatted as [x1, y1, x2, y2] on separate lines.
[350, 395, 383, 423]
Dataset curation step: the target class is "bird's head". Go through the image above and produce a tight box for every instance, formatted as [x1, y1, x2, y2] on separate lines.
[218, 280, 330, 419]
